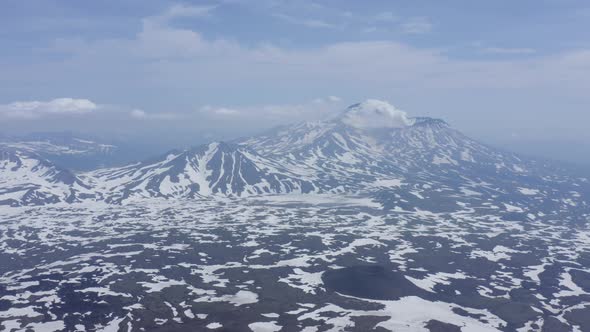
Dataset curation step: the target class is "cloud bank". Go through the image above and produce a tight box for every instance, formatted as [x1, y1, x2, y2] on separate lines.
[0, 98, 97, 119]
[199, 96, 344, 125]
[1, 4, 590, 145]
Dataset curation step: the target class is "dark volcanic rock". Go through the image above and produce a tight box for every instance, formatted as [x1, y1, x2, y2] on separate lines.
[322, 265, 426, 301]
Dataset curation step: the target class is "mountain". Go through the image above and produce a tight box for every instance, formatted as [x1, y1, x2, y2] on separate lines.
[239, 100, 528, 185]
[86, 142, 317, 203]
[0, 148, 94, 206]
[0, 132, 116, 156]
[239, 100, 588, 217]
[0, 132, 118, 170]
[0, 132, 175, 171]
[242, 100, 525, 176]
[0, 100, 587, 215]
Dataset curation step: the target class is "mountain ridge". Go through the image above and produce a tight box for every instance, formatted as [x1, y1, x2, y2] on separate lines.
[0, 148, 93, 206]
[0, 100, 587, 213]
[86, 141, 317, 203]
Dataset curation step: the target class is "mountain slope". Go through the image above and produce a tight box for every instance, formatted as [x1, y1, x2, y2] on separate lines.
[239, 100, 588, 217]
[241, 101, 528, 176]
[87, 142, 317, 203]
[0, 149, 93, 206]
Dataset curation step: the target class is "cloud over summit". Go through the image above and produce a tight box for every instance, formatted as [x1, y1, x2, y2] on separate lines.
[341, 99, 414, 129]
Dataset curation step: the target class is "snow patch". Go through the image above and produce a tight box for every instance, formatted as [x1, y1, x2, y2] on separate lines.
[248, 321, 282, 332]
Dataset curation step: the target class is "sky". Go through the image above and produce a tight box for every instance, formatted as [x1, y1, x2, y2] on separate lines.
[1, 0, 589, 164]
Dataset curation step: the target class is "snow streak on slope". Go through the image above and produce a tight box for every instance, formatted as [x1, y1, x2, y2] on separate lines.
[241, 121, 387, 184]
[87, 142, 316, 202]
[0, 149, 92, 206]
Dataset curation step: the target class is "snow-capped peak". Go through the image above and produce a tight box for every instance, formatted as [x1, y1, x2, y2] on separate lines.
[340, 99, 415, 129]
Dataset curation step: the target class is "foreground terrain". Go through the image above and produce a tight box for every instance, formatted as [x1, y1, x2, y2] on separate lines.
[1, 195, 589, 331]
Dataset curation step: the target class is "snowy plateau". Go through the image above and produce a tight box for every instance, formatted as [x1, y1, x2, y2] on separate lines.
[0, 100, 589, 332]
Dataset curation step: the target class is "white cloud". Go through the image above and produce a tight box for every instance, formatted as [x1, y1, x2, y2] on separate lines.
[42, 12, 590, 93]
[0, 98, 98, 119]
[482, 47, 537, 55]
[0, 98, 180, 121]
[43, 19, 590, 111]
[401, 17, 432, 34]
[271, 13, 336, 29]
[130, 109, 147, 118]
[200, 106, 241, 116]
[134, 8, 239, 59]
[163, 4, 216, 19]
[6, 4, 590, 139]
[130, 109, 181, 120]
[373, 12, 398, 23]
[200, 97, 344, 126]
[313, 96, 342, 104]
[341, 99, 414, 129]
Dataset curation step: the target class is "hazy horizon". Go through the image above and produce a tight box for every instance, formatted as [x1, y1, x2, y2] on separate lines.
[2, 0, 590, 165]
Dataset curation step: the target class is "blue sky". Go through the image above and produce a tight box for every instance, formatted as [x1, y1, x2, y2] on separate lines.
[1, 0, 590, 163]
